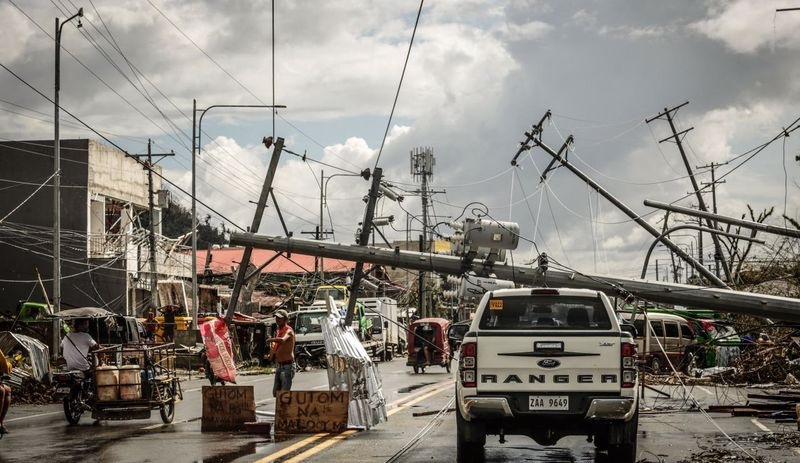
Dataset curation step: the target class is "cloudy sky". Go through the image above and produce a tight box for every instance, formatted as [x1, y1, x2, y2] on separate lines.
[1, 0, 798, 281]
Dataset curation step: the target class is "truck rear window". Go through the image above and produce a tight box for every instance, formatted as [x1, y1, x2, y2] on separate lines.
[478, 296, 612, 330]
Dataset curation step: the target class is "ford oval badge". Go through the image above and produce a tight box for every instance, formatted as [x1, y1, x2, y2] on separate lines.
[537, 359, 561, 369]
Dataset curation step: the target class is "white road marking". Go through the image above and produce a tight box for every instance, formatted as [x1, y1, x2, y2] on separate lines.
[6, 411, 61, 422]
[750, 418, 772, 433]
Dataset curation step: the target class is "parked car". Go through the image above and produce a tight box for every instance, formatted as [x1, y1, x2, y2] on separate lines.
[622, 312, 693, 373]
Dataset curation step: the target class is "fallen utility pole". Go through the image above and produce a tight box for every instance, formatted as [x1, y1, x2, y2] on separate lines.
[224, 137, 283, 323]
[645, 200, 800, 239]
[228, 233, 800, 321]
[519, 113, 729, 289]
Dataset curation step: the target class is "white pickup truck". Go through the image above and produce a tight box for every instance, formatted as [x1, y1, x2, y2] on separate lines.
[456, 288, 639, 463]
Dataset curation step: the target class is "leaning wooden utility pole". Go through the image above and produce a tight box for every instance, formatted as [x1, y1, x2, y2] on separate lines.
[129, 139, 173, 312]
[646, 102, 733, 283]
[520, 112, 729, 289]
[224, 137, 283, 323]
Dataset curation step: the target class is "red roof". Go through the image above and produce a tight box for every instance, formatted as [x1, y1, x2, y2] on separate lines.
[194, 247, 363, 275]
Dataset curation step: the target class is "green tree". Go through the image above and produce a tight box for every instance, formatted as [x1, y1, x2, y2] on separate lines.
[160, 199, 229, 249]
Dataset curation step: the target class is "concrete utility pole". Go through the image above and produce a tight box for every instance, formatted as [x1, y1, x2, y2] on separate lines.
[224, 137, 284, 323]
[698, 161, 726, 276]
[228, 233, 800, 321]
[520, 112, 729, 289]
[644, 200, 800, 239]
[411, 147, 435, 317]
[344, 167, 383, 327]
[53, 7, 83, 315]
[129, 140, 173, 312]
[646, 103, 733, 282]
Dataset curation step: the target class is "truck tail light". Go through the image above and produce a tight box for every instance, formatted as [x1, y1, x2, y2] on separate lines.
[460, 342, 477, 388]
[621, 341, 637, 388]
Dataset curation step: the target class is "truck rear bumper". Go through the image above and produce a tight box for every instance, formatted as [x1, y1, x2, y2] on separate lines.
[462, 396, 514, 419]
[583, 397, 636, 420]
[460, 395, 636, 421]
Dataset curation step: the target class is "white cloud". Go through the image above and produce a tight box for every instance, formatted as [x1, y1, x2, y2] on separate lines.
[690, 0, 800, 53]
[497, 21, 553, 42]
[685, 103, 781, 162]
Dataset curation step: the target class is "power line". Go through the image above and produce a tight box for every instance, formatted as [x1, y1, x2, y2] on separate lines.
[373, 0, 424, 170]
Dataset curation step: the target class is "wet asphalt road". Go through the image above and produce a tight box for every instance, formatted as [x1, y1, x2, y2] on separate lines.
[3, 359, 800, 463]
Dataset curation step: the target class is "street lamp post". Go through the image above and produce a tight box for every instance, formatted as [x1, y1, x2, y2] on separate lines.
[53, 7, 82, 317]
[191, 102, 285, 326]
[320, 170, 371, 281]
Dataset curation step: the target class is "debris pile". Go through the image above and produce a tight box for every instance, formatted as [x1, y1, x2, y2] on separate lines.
[718, 338, 800, 384]
[9, 374, 56, 405]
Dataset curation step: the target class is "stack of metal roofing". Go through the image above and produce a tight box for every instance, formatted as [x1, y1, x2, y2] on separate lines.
[321, 298, 387, 429]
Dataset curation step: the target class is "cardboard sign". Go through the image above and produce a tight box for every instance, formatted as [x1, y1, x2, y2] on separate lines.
[201, 385, 255, 431]
[275, 390, 349, 435]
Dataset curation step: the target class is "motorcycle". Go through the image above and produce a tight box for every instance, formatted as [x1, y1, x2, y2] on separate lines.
[295, 344, 329, 372]
[52, 370, 93, 424]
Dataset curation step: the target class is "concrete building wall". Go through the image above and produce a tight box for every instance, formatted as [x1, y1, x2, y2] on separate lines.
[87, 139, 160, 207]
[0, 139, 152, 315]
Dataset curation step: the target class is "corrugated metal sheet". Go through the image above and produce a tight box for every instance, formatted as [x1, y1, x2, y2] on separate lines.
[321, 298, 387, 429]
[0, 331, 50, 381]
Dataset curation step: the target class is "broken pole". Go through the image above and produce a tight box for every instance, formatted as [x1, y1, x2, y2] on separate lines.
[523, 121, 728, 289]
[224, 137, 284, 323]
[344, 167, 383, 327]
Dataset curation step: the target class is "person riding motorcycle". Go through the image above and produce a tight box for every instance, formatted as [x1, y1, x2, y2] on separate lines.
[61, 319, 98, 372]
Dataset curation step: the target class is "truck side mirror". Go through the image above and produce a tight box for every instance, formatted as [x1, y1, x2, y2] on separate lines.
[620, 323, 638, 338]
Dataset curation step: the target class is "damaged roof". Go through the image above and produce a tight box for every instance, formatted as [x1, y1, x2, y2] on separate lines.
[194, 247, 370, 275]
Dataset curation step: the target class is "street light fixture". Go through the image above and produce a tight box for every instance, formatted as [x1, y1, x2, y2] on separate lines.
[53, 7, 83, 316]
[190, 102, 286, 327]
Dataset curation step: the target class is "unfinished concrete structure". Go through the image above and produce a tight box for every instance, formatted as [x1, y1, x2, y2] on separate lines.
[0, 139, 190, 315]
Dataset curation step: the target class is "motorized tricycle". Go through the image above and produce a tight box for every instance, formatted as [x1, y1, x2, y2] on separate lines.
[53, 343, 181, 424]
[406, 317, 451, 374]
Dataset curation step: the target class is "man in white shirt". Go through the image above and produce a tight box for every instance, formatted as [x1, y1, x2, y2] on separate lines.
[62, 319, 98, 371]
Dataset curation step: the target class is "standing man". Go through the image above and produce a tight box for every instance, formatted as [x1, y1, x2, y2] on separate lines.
[143, 311, 159, 343]
[161, 305, 176, 343]
[266, 309, 295, 397]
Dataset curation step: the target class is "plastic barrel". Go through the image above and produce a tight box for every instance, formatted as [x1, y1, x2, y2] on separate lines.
[95, 366, 119, 401]
[119, 365, 142, 400]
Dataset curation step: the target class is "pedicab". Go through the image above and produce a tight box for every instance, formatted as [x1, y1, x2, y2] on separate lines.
[406, 317, 452, 374]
